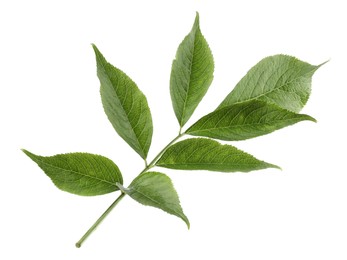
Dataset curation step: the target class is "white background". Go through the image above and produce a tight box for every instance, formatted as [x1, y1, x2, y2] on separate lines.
[1, 0, 346, 259]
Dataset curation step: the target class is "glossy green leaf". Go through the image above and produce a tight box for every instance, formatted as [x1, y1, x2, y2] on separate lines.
[93, 44, 153, 159]
[170, 12, 214, 127]
[22, 150, 123, 196]
[218, 55, 324, 112]
[187, 100, 316, 141]
[157, 138, 279, 172]
[119, 172, 189, 228]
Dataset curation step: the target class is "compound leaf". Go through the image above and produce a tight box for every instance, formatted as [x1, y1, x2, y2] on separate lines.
[120, 172, 189, 228]
[22, 150, 123, 196]
[157, 138, 279, 172]
[187, 100, 316, 141]
[170, 12, 214, 127]
[93, 44, 153, 159]
[218, 55, 324, 112]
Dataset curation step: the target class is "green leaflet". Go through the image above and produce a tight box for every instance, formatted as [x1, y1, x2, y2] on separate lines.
[92, 44, 153, 159]
[170, 12, 214, 127]
[156, 138, 279, 172]
[119, 172, 189, 228]
[22, 150, 123, 196]
[187, 100, 316, 141]
[218, 55, 324, 112]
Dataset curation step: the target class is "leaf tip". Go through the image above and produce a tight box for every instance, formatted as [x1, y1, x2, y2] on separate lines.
[268, 163, 282, 171]
[91, 43, 104, 63]
[91, 43, 97, 51]
[193, 12, 200, 29]
[318, 59, 330, 68]
[21, 148, 32, 157]
[184, 216, 190, 230]
[306, 115, 317, 123]
[276, 165, 283, 171]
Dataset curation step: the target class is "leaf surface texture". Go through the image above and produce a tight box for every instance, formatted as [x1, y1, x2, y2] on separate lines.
[157, 138, 278, 172]
[122, 172, 189, 228]
[93, 44, 153, 159]
[22, 150, 123, 196]
[218, 55, 322, 112]
[170, 13, 214, 127]
[187, 100, 316, 141]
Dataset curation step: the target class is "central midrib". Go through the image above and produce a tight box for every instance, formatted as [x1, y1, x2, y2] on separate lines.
[180, 30, 197, 127]
[188, 117, 306, 134]
[128, 187, 186, 219]
[98, 55, 145, 158]
[223, 66, 317, 108]
[36, 158, 118, 186]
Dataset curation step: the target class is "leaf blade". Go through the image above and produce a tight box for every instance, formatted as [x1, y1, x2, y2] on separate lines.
[157, 138, 279, 172]
[170, 12, 214, 127]
[187, 100, 316, 141]
[218, 55, 323, 112]
[122, 172, 189, 228]
[93, 44, 153, 159]
[22, 150, 123, 196]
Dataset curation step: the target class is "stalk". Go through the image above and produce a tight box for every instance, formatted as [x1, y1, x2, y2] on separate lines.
[75, 192, 126, 248]
[75, 133, 184, 248]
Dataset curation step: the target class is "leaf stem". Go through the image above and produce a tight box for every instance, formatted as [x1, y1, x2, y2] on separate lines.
[75, 133, 184, 248]
[75, 192, 126, 248]
[141, 133, 184, 173]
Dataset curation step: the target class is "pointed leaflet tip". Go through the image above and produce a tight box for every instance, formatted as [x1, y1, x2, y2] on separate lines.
[91, 43, 98, 54]
[310, 59, 328, 75]
[91, 44, 106, 66]
[194, 12, 200, 26]
[308, 115, 317, 123]
[318, 59, 329, 68]
[21, 148, 33, 158]
[184, 215, 190, 229]
[177, 213, 190, 229]
[268, 163, 282, 171]
[191, 12, 200, 33]
[300, 113, 317, 123]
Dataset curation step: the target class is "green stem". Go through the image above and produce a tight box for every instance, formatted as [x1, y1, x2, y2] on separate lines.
[75, 192, 126, 248]
[141, 133, 184, 174]
[75, 133, 184, 248]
